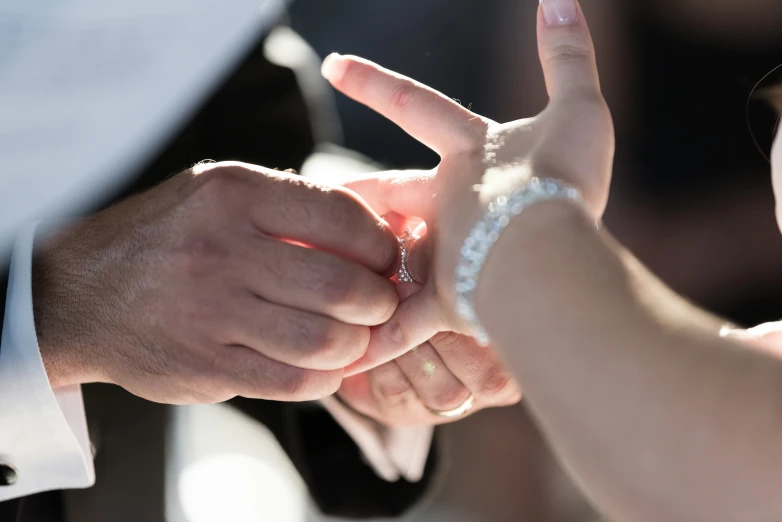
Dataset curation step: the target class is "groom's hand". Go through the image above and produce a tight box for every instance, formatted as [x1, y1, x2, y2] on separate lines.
[33, 161, 399, 404]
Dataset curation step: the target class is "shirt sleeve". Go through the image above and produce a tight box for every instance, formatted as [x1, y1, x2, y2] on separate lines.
[0, 222, 94, 502]
[320, 395, 434, 482]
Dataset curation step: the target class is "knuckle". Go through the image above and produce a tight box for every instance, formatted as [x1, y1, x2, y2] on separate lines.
[286, 186, 357, 234]
[430, 331, 466, 354]
[280, 369, 341, 400]
[177, 352, 236, 404]
[259, 242, 288, 283]
[279, 368, 319, 399]
[190, 379, 234, 404]
[308, 318, 340, 352]
[290, 313, 364, 367]
[325, 188, 363, 231]
[340, 325, 371, 363]
[369, 283, 399, 324]
[431, 386, 471, 411]
[388, 83, 416, 114]
[374, 230, 400, 273]
[477, 370, 515, 398]
[280, 311, 319, 346]
[545, 43, 593, 64]
[174, 236, 229, 279]
[173, 294, 222, 340]
[280, 190, 318, 226]
[321, 373, 343, 397]
[319, 267, 357, 306]
[370, 367, 415, 409]
[381, 314, 408, 348]
[315, 322, 369, 366]
[193, 165, 248, 202]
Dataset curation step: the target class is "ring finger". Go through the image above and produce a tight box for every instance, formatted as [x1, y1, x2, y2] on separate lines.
[429, 332, 521, 406]
[394, 342, 473, 414]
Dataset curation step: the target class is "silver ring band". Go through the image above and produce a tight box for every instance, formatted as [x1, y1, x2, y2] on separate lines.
[425, 394, 476, 419]
[397, 229, 416, 283]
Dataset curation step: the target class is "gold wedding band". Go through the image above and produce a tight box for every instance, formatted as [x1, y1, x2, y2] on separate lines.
[425, 394, 476, 419]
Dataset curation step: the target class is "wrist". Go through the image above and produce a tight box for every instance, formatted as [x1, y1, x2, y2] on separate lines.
[473, 198, 654, 358]
[474, 200, 601, 338]
[32, 238, 104, 388]
[447, 178, 589, 342]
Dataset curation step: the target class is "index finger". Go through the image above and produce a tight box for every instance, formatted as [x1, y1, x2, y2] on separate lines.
[210, 162, 399, 274]
[322, 54, 492, 156]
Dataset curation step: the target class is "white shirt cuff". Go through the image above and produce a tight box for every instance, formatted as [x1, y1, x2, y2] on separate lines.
[0, 222, 94, 502]
[320, 396, 433, 482]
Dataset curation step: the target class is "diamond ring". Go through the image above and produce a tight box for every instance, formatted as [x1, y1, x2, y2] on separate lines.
[397, 229, 416, 283]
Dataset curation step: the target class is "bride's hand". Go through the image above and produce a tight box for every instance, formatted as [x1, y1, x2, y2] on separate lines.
[323, 0, 614, 373]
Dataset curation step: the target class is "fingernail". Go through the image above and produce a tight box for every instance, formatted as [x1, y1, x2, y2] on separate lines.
[540, 0, 579, 26]
[321, 53, 347, 82]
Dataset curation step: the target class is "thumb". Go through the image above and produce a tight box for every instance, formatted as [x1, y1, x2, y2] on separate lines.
[537, 0, 602, 102]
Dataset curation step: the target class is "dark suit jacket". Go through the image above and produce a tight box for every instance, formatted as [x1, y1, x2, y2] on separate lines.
[0, 24, 436, 522]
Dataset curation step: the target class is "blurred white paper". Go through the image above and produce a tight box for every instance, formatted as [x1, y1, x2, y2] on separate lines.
[0, 0, 287, 253]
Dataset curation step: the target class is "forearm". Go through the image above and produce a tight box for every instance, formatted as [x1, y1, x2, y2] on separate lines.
[476, 202, 782, 522]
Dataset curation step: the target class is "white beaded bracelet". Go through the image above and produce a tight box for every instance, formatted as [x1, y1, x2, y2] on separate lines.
[454, 177, 585, 346]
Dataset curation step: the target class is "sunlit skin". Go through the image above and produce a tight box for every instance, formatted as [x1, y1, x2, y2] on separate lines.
[322, 0, 782, 520]
[772, 121, 782, 229]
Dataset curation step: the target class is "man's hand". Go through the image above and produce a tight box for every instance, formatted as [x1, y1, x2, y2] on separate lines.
[32, 161, 399, 404]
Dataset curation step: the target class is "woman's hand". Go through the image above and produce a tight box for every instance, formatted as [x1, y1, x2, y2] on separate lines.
[322, 0, 614, 373]
[338, 282, 521, 425]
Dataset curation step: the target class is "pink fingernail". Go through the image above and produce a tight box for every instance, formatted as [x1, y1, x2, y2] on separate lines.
[540, 0, 579, 26]
[321, 53, 347, 82]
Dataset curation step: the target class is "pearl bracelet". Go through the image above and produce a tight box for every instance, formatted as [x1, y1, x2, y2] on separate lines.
[454, 178, 585, 346]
